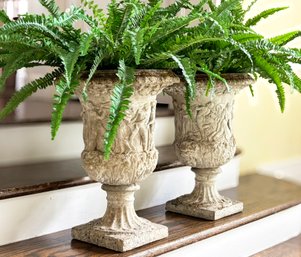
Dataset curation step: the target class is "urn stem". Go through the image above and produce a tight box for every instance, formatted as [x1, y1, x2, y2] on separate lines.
[99, 184, 146, 232]
[191, 168, 226, 206]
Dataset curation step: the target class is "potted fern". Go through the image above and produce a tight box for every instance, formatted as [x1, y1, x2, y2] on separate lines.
[0, 0, 217, 252]
[164, 0, 301, 220]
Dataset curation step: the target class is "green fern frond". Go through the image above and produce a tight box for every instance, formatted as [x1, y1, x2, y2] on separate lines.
[245, 0, 258, 13]
[245, 7, 288, 27]
[114, 3, 136, 43]
[82, 49, 104, 100]
[140, 0, 162, 27]
[232, 33, 263, 43]
[0, 15, 67, 47]
[149, 14, 200, 44]
[170, 54, 196, 117]
[270, 31, 301, 46]
[104, 60, 135, 159]
[146, 37, 226, 66]
[254, 54, 285, 112]
[0, 10, 11, 24]
[80, 0, 106, 27]
[227, 38, 254, 69]
[206, 76, 215, 96]
[207, 0, 217, 11]
[211, 0, 241, 23]
[51, 77, 79, 139]
[250, 39, 301, 60]
[51, 6, 85, 26]
[129, 28, 145, 65]
[197, 65, 230, 92]
[0, 34, 42, 49]
[249, 85, 255, 96]
[61, 48, 81, 86]
[0, 49, 48, 92]
[39, 0, 61, 17]
[292, 73, 301, 93]
[0, 69, 63, 120]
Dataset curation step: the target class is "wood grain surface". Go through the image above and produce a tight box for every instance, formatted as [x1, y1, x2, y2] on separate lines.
[0, 174, 300, 257]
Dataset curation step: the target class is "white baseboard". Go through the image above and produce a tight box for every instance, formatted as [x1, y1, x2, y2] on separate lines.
[161, 204, 301, 257]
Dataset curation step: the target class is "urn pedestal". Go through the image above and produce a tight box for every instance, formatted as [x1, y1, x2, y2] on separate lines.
[72, 70, 179, 252]
[165, 74, 253, 220]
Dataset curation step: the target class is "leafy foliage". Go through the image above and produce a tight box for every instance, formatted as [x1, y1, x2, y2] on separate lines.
[177, 0, 301, 113]
[245, 7, 288, 27]
[104, 60, 135, 159]
[0, 0, 204, 157]
[1, 0, 301, 158]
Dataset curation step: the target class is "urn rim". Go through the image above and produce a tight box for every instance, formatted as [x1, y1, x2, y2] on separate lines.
[81, 69, 178, 79]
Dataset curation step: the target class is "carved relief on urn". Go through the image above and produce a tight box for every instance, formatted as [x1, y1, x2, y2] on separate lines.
[165, 74, 254, 220]
[72, 70, 179, 252]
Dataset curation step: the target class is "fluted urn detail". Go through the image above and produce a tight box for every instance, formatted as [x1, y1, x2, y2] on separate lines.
[72, 70, 179, 252]
[165, 74, 253, 220]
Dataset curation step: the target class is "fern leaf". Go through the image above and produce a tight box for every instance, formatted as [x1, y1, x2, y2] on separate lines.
[114, 3, 135, 43]
[197, 65, 230, 91]
[210, 0, 241, 24]
[228, 38, 254, 70]
[145, 37, 225, 66]
[254, 55, 285, 112]
[39, 0, 61, 17]
[245, 0, 258, 13]
[149, 14, 200, 44]
[52, 6, 85, 26]
[292, 73, 301, 93]
[0, 69, 63, 120]
[206, 76, 215, 96]
[104, 60, 135, 159]
[270, 31, 301, 46]
[0, 49, 47, 92]
[0, 34, 42, 49]
[0, 15, 66, 47]
[158, 0, 193, 17]
[61, 48, 81, 86]
[170, 54, 196, 117]
[0, 10, 11, 24]
[130, 29, 145, 65]
[80, 0, 106, 27]
[232, 33, 263, 43]
[207, 0, 217, 11]
[140, 0, 162, 27]
[51, 47, 81, 139]
[245, 7, 288, 27]
[249, 85, 255, 96]
[51, 78, 78, 139]
[82, 49, 104, 100]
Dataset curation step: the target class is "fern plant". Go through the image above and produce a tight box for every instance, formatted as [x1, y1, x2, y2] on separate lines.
[0, 0, 212, 158]
[170, 0, 301, 112]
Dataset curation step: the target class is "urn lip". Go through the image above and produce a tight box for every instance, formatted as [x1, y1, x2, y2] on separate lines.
[194, 73, 254, 81]
[81, 69, 178, 79]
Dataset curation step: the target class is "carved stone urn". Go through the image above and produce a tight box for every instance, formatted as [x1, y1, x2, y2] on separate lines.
[72, 70, 179, 252]
[165, 74, 253, 220]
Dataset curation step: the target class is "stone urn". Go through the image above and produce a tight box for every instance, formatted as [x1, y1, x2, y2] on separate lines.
[165, 74, 253, 220]
[72, 70, 179, 252]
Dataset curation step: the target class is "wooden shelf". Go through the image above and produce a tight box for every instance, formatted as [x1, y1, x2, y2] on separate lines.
[0, 145, 182, 200]
[1, 175, 300, 256]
